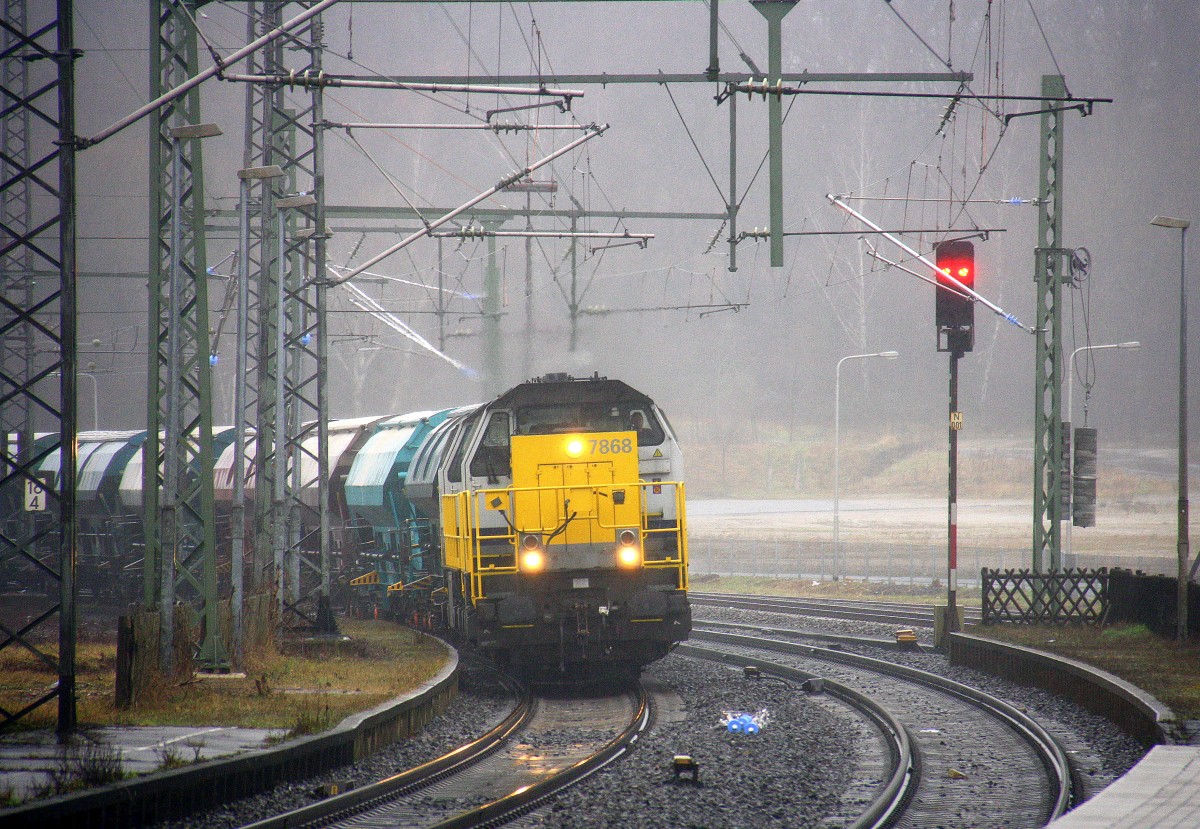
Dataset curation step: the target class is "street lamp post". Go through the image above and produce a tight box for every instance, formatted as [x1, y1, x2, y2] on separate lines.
[51, 372, 98, 430]
[1064, 341, 1141, 560]
[78, 372, 98, 431]
[1151, 215, 1190, 640]
[834, 350, 900, 581]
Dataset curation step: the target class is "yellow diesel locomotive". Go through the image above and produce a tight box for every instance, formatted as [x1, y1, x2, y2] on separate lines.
[408, 373, 690, 674]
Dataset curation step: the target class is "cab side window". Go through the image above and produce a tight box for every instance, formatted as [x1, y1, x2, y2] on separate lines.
[627, 407, 665, 446]
[470, 412, 511, 481]
[445, 412, 481, 484]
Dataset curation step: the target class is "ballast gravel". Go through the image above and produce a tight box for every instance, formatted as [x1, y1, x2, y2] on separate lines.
[152, 609, 1150, 829]
[519, 657, 857, 829]
[694, 605, 1148, 802]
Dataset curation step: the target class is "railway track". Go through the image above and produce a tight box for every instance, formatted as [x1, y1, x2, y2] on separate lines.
[688, 624, 1076, 828]
[676, 643, 915, 828]
[690, 591, 983, 627]
[240, 675, 650, 829]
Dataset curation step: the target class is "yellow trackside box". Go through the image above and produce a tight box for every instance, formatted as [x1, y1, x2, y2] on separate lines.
[510, 432, 641, 545]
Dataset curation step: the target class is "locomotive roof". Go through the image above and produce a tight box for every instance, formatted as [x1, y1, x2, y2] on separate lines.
[492, 373, 653, 409]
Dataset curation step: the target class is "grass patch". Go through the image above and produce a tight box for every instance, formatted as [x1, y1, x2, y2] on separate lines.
[689, 572, 981, 606]
[970, 622, 1200, 719]
[283, 694, 336, 739]
[32, 741, 127, 798]
[0, 618, 449, 732]
[154, 743, 191, 771]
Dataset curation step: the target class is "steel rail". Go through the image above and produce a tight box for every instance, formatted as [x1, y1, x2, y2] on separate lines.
[242, 678, 650, 829]
[238, 668, 533, 829]
[689, 591, 983, 626]
[678, 643, 916, 829]
[692, 626, 1076, 824]
[428, 680, 653, 829]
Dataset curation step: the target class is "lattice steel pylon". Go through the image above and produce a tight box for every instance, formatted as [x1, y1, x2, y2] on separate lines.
[249, 2, 334, 632]
[0, 0, 78, 735]
[146, 0, 227, 670]
[240, 1, 274, 598]
[1032, 74, 1067, 573]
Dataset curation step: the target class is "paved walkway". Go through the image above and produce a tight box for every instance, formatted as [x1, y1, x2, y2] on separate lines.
[1046, 745, 1200, 829]
[0, 725, 282, 801]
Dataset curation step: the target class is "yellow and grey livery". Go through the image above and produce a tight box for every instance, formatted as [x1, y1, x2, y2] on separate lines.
[417, 373, 690, 673]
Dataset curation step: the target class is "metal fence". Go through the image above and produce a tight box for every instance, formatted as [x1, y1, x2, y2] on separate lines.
[980, 568, 1109, 625]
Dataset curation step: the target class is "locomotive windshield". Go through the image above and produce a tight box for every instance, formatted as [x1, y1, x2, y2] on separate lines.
[515, 403, 665, 446]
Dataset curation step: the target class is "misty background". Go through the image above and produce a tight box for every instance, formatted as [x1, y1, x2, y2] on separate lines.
[62, 1, 1198, 551]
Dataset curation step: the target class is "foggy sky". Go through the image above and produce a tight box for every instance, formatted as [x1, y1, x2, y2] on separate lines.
[64, 0, 1200, 458]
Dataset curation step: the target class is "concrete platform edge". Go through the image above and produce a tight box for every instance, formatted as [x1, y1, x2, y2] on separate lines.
[0, 637, 459, 828]
[946, 631, 1174, 746]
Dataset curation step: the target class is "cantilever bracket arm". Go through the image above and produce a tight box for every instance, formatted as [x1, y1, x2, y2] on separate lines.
[325, 124, 608, 287]
[1004, 102, 1093, 126]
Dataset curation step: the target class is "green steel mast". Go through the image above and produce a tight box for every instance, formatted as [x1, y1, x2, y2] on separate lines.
[146, 0, 226, 670]
[1032, 74, 1067, 572]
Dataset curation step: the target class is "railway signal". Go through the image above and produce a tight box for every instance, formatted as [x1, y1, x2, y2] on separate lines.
[935, 240, 976, 354]
[933, 238, 977, 640]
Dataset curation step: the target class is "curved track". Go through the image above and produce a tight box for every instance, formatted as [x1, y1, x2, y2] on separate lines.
[241, 676, 650, 829]
[689, 624, 1074, 828]
[678, 642, 915, 829]
[690, 591, 983, 627]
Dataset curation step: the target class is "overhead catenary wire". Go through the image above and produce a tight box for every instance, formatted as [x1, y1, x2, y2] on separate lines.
[836, 195, 1040, 205]
[217, 0, 582, 190]
[430, 228, 653, 245]
[327, 265, 477, 299]
[218, 71, 585, 102]
[338, 278, 476, 376]
[323, 0, 600, 279]
[661, 75, 726, 203]
[323, 120, 589, 132]
[828, 195, 1031, 332]
[1023, 0, 1072, 97]
[81, 0, 343, 148]
[861, 239, 965, 297]
[326, 124, 609, 287]
[340, 129, 433, 229]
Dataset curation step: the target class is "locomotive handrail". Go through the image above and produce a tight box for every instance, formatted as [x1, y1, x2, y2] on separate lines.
[461, 479, 683, 535]
[442, 479, 688, 601]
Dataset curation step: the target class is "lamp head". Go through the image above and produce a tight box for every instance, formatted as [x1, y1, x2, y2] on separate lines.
[1151, 216, 1190, 229]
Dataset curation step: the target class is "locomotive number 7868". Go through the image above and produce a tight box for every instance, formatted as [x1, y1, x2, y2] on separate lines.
[589, 437, 633, 455]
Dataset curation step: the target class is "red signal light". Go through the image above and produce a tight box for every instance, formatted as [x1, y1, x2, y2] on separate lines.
[937, 261, 973, 288]
[935, 239, 976, 353]
[934, 240, 975, 329]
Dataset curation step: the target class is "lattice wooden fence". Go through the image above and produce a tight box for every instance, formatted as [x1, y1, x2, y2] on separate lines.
[981, 568, 1110, 625]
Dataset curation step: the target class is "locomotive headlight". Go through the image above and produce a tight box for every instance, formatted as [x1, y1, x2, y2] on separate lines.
[617, 529, 641, 568]
[565, 437, 585, 458]
[521, 548, 545, 572]
[521, 533, 542, 551]
[617, 545, 641, 568]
